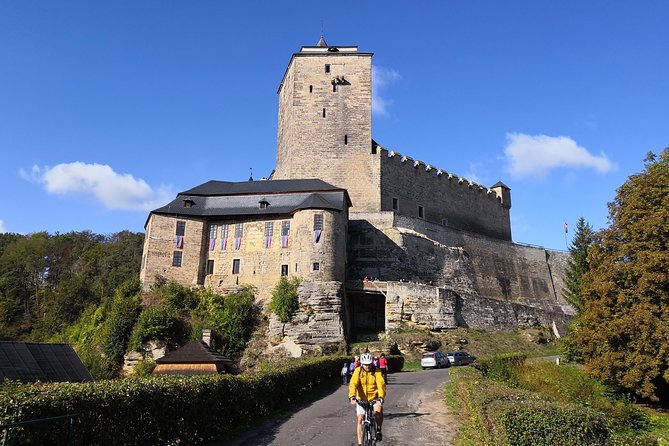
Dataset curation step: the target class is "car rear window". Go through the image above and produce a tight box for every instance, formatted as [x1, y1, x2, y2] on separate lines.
[422, 353, 434, 358]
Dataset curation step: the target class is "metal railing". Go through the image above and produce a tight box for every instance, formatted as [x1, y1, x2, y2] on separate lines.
[1, 414, 79, 446]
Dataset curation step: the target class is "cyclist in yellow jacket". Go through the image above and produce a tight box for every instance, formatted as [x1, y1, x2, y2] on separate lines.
[348, 352, 386, 444]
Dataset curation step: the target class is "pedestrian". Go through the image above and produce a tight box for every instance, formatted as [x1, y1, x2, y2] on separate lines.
[341, 362, 349, 385]
[349, 358, 356, 376]
[373, 356, 379, 367]
[354, 355, 360, 368]
[379, 353, 388, 382]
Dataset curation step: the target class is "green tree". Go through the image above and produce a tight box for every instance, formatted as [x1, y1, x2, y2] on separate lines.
[101, 277, 141, 369]
[269, 276, 301, 323]
[574, 149, 669, 402]
[562, 217, 595, 314]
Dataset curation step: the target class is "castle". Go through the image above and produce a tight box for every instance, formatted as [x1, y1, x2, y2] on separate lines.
[140, 38, 574, 355]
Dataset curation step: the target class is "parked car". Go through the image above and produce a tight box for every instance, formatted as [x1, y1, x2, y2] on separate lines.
[421, 351, 450, 369]
[446, 351, 477, 366]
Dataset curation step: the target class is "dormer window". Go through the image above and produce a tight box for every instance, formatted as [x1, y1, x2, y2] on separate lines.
[259, 199, 270, 209]
[183, 199, 194, 208]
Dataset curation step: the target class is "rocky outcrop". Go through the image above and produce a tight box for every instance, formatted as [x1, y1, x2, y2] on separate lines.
[268, 280, 345, 356]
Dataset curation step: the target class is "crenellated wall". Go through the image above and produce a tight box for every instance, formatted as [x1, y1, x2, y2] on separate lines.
[378, 148, 512, 240]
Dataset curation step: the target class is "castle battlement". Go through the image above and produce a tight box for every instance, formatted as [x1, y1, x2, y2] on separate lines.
[378, 147, 505, 206]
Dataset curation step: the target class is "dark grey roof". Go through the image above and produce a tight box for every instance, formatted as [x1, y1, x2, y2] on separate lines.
[156, 340, 234, 365]
[150, 179, 351, 220]
[180, 178, 341, 196]
[491, 181, 511, 190]
[316, 35, 328, 47]
[0, 342, 93, 383]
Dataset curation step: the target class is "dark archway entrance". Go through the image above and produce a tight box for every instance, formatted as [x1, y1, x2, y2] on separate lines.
[346, 291, 386, 342]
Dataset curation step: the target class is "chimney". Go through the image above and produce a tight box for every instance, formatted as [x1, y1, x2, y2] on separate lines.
[202, 329, 212, 347]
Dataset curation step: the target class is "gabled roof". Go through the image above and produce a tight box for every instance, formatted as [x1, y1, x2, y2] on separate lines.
[155, 340, 234, 365]
[0, 342, 93, 383]
[491, 181, 511, 190]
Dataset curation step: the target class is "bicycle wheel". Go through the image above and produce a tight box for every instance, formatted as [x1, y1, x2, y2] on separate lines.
[362, 422, 372, 446]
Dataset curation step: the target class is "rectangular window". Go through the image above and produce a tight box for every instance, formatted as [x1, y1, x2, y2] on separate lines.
[333, 84, 336, 92]
[344, 134, 348, 145]
[313, 214, 323, 243]
[232, 259, 240, 274]
[265, 221, 274, 249]
[209, 224, 218, 239]
[325, 64, 330, 73]
[208, 224, 218, 251]
[312, 262, 320, 271]
[220, 224, 229, 251]
[392, 198, 399, 211]
[234, 223, 243, 250]
[281, 264, 288, 276]
[418, 206, 424, 218]
[313, 214, 323, 231]
[176, 221, 186, 236]
[206, 260, 214, 274]
[172, 251, 182, 267]
[281, 221, 290, 248]
[322, 108, 326, 118]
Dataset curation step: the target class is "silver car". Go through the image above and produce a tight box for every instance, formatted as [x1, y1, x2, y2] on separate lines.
[421, 351, 450, 369]
[446, 351, 476, 366]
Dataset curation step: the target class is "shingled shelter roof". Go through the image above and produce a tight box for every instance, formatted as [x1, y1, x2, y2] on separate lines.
[153, 340, 234, 375]
[0, 341, 93, 383]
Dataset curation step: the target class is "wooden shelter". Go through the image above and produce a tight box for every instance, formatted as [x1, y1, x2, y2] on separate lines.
[152, 339, 234, 376]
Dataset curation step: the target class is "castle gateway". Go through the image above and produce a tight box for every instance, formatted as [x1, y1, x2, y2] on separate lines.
[140, 38, 574, 355]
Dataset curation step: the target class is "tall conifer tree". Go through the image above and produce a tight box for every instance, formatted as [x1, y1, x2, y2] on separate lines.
[562, 217, 594, 314]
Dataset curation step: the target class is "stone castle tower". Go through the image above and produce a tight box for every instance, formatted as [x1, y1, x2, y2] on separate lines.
[274, 37, 380, 212]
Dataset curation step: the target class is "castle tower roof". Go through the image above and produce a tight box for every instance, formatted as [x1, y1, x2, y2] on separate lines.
[316, 35, 328, 47]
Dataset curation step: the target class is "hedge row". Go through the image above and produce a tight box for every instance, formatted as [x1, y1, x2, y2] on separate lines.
[448, 366, 610, 446]
[0, 355, 348, 445]
[475, 351, 526, 382]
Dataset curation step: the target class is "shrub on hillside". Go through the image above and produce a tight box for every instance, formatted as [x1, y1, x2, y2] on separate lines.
[476, 352, 526, 383]
[269, 276, 301, 323]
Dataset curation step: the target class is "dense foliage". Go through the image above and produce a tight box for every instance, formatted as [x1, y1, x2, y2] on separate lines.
[574, 149, 669, 402]
[0, 356, 347, 445]
[447, 353, 657, 445]
[269, 276, 301, 323]
[0, 230, 144, 341]
[562, 217, 595, 314]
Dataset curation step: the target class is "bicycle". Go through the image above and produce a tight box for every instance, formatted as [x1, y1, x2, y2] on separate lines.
[356, 399, 379, 446]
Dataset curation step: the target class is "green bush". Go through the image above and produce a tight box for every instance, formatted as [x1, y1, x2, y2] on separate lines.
[157, 281, 198, 312]
[489, 398, 610, 445]
[269, 276, 301, 323]
[100, 278, 141, 368]
[128, 306, 183, 351]
[0, 356, 347, 445]
[477, 352, 526, 382]
[447, 367, 610, 446]
[130, 360, 156, 377]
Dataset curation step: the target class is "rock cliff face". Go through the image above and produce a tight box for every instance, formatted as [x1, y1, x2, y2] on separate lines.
[268, 212, 574, 355]
[268, 280, 345, 356]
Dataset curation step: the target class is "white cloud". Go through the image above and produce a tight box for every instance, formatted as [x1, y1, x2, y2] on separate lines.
[22, 162, 173, 211]
[0, 220, 7, 233]
[504, 133, 616, 179]
[372, 65, 401, 116]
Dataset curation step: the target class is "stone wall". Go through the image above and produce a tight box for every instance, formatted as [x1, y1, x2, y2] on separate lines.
[141, 209, 348, 301]
[268, 280, 345, 356]
[348, 211, 573, 316]
[274, 50, 380, 212]
[384, 282, 573, 335]
[379, 148, 511, 240]
[140, 214, 206, 290]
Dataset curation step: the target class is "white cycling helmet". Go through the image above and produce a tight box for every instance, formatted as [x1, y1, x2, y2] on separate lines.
[360, 353, 373, 365]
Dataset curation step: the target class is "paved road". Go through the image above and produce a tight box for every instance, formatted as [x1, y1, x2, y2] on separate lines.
[222, 367, 456, 446]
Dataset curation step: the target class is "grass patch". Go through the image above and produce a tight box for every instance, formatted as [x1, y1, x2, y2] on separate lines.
[401, 360, 422, 372]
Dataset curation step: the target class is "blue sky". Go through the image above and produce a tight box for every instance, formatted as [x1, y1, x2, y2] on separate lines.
[1, 1, 667, 250]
